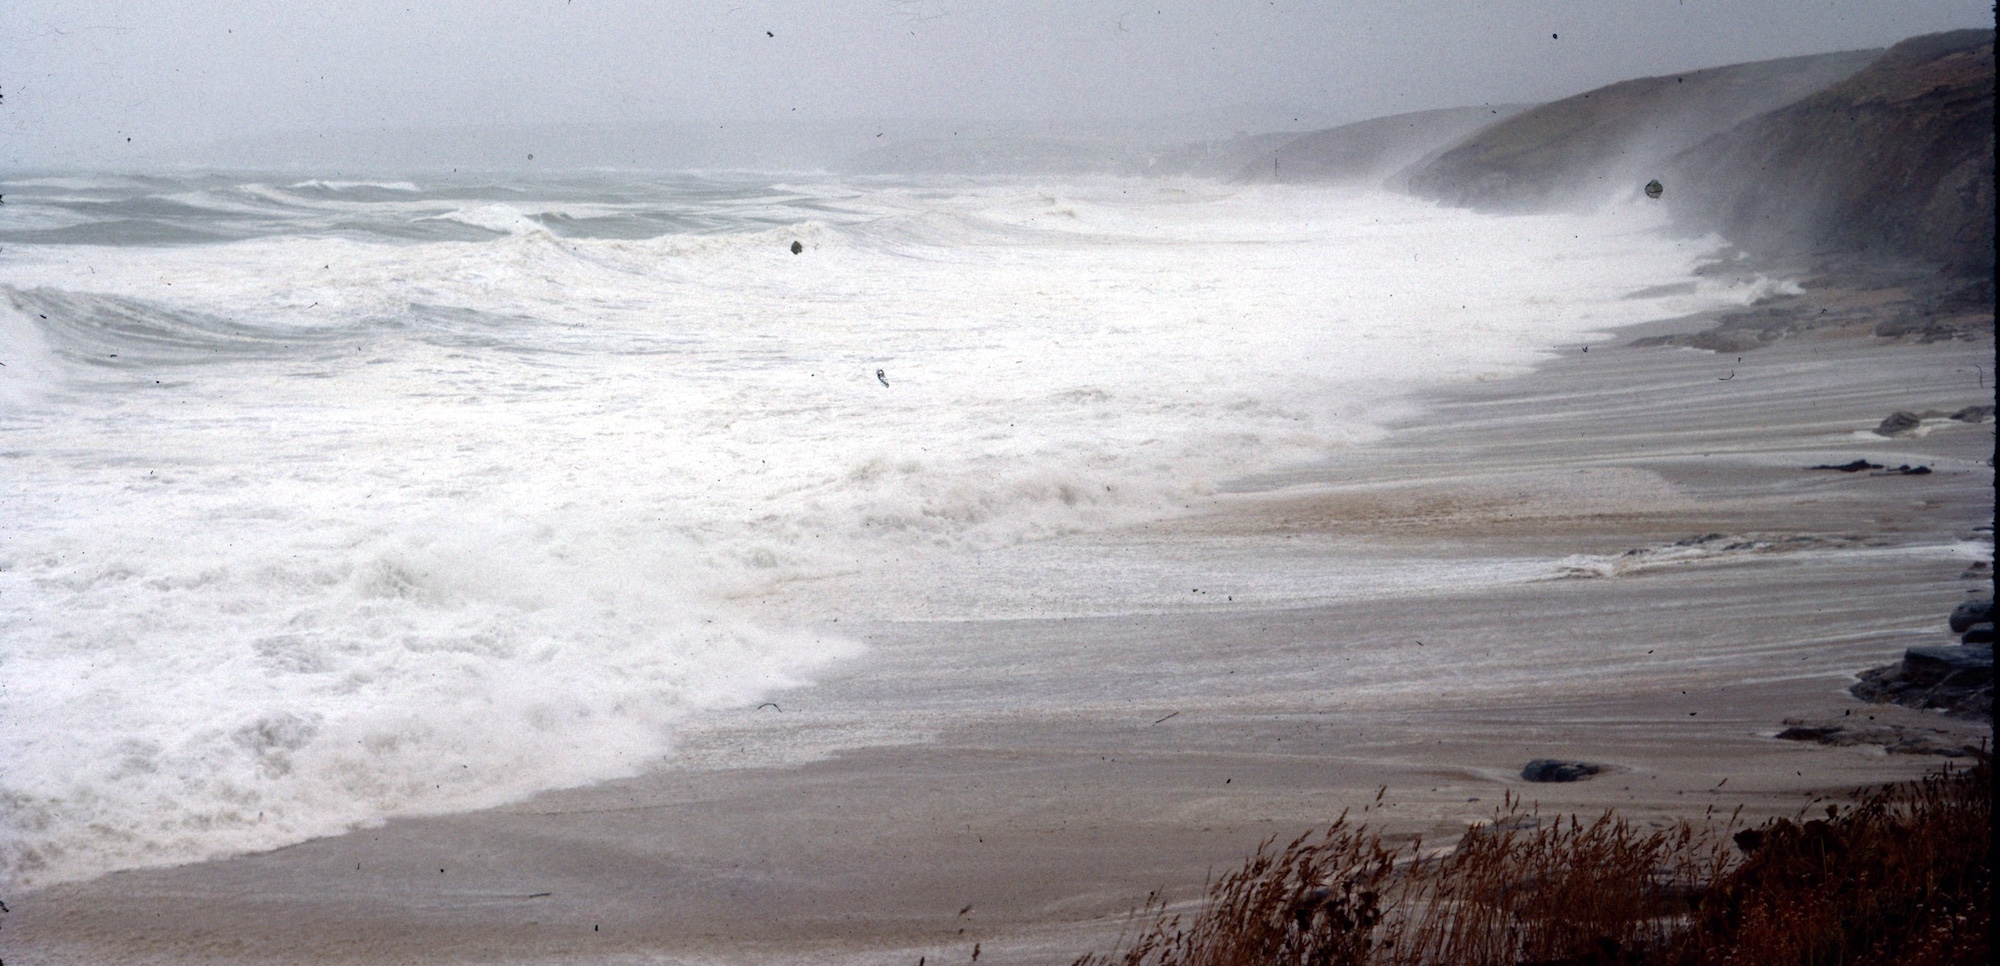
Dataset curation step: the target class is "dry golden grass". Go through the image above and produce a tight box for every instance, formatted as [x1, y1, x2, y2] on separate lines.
[1075, 757, 1988, 966]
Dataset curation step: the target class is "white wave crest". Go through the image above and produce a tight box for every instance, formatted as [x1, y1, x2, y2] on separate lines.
[427, 203, 552, 235]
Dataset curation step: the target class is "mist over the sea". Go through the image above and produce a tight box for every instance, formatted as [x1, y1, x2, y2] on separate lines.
[3, 1, 1989, 173]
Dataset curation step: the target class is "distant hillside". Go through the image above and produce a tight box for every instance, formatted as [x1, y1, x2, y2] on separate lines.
[840, 136, 1136, 177]
[837, 130, 1316, 179]
[1135, 131, 1306, 179]
[1666, 29, 1995, 277]
[1405, 48, 1880, 210]
[1238, 105, 1531, 187]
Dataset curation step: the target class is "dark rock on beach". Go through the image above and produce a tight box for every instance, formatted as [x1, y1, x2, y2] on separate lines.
[1962, 623, 1995, 645]
[1520, 759, 1601, 783]
[1948, 598, 1992, 632]
[1803, 460, 1931, 475]
[1865, 408, 1986, 436]
[1849, 644, 1993, 720]
[1874, 411, 1924, 436]
[1774, 718, 1985, 756]
[1898, 645, 1991, 680]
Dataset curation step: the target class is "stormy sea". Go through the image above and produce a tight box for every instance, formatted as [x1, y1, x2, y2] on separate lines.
[0, 171, 1820, 890]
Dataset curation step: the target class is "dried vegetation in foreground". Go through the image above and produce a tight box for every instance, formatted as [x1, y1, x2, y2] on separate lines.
[1075, 758, 1989, 966]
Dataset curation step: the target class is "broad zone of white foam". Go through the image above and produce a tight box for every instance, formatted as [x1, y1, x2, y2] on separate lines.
[0, 178, 1774, 890]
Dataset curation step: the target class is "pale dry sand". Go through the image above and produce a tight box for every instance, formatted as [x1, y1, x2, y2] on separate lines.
[9, 287, 1993, 965]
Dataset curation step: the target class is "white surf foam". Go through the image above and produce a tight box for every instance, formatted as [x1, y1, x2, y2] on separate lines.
[426, 203, 553, 235]
[0, 177, 1763, 890]
[0, 295, 64, 406]
[287, 179, 423, 192]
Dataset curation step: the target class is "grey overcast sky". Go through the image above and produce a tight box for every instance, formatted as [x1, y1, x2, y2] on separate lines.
[1, 0, 1991, 168]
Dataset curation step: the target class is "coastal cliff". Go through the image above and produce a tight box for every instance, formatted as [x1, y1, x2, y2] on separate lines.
[1403, 49, 1880, 211]
[1665, 29, 1996, 277]
[1236, 105, 1529, 187]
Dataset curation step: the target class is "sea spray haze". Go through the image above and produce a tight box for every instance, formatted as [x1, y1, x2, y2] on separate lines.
[0, 173, 1786, 890]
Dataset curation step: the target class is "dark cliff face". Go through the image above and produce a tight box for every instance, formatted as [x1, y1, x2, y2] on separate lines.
[1236, 105, 1530, 187]
[1665, 29, 1995, 278]
[1404, 49, 1881, 211]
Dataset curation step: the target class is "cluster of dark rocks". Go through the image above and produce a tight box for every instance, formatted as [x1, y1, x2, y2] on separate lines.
[1773, 718, 1981, 757]
[1847, 597, 1993, 719]
[1875, 406, 1994, 436]
[1950, 597, 1996, 643]
[1808, 459, 1931, 474]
